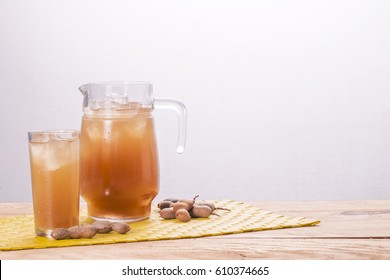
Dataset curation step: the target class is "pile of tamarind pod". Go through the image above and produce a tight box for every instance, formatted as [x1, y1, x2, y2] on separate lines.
[157, 195, 230, 223]
[50, 221, 131, 240]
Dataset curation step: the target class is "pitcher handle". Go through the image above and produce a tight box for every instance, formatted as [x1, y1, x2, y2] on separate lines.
[153, 98, 187, 154]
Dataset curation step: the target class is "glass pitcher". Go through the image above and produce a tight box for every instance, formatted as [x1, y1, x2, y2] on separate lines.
[78, 81, 186, 222]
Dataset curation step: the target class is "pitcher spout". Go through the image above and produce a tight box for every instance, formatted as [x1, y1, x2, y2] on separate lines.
[78, 84, 89, 109]
[78, 84, 88, 95]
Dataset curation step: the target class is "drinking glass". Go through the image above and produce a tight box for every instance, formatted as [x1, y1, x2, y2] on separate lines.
[28, 130, 80, 237]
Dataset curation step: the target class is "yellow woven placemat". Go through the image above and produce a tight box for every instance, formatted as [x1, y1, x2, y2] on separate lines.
[0, 200, 320, 251]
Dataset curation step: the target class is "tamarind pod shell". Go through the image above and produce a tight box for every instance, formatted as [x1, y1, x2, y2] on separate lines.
[80, 225, 99, 238]
[112, 223, 131, 234]
[194, 202, 215, 211]
[163, 198, 179, 203]
[50, 228, 70, 240]
[157, 201, 173, 210]
[92, 221, 113, 233]
[176, 209, 191, 222]
[190, 205, 213, 218]
[178, 195, 199, 210]
[172, 202, 191, 212]
[160, 207, 176, 219]
[68, 226, 84, 239]
[177, 199, 193, 208]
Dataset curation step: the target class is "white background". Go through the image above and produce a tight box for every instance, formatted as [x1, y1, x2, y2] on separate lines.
[0, 0, 389, 202]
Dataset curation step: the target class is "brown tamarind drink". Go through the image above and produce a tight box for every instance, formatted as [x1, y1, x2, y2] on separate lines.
[28, 130, 80, 237]
[78, 81, 186, 222]
[80, 108, 159, 222]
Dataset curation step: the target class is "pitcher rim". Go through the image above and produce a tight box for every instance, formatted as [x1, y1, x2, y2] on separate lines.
[79, 81, 152, 88]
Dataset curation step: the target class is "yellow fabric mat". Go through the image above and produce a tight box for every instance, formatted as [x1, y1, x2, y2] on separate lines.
[0, 200, 320, 251]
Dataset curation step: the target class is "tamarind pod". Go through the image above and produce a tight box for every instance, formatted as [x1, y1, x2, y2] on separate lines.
[176, 209, 191, 222]
[195, 202, 215, 211]
[190, 205, 213, 218]
[92, 221, 113, 233]
[51, 228, 70, 240]
[112, 223, 131, 234]
[177, 195, 199, 210]
[160, 208, 176, 219]
[163, 198, 179, 203]
[172, 202, 191, 212]
[157, 201, 173, 210]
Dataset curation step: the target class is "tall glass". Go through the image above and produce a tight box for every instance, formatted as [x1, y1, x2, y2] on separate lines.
[28, 130, 80, 237]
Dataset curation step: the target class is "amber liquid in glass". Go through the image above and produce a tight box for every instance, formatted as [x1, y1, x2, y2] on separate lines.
[29, 138, 80, 236]
[80, 110, 159, 221]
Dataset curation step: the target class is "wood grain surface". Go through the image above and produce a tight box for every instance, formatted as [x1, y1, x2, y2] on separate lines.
[1, 201, 389, 260]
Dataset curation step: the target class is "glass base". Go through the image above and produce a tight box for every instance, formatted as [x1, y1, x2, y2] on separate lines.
[35, 228, 54, 238]
[89, 215, 149, 223]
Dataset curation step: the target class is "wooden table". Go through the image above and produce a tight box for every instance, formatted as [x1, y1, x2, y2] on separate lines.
[0, 201, 389, 260]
